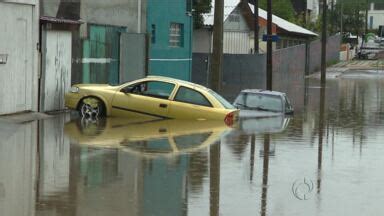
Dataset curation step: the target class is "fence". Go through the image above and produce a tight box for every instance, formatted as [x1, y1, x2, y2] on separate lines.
[192, 35, 341, 102]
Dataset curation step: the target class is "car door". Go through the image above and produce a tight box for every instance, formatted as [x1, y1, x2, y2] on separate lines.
[168, 86, 218, 120]
[111, 80, 175, 119]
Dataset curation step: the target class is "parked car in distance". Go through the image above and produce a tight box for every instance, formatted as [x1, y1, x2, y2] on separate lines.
[65, 76, 238, 125]
[233, 89, 294, 117]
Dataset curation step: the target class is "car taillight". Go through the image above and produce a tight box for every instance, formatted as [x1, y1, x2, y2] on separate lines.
[224, 112, 234, 126]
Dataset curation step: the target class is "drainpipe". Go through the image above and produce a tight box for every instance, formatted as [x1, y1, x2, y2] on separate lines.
[138, 0, 142, 33]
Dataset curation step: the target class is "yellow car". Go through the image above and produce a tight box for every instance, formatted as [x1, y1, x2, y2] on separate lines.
[65, 76, 238, 124]
[64, 117, 232, 158]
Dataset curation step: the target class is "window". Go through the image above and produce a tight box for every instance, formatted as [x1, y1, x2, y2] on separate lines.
[126, 81, 175, 99]
[374, 3, 384, 10]
[169, 23, 184, 47]
[151, 24, 156, 44]
[228, 14, 240, 22]
[174, 87, 212, 107]
[370, 16, 374, 29]
[234, 93, 283, 112]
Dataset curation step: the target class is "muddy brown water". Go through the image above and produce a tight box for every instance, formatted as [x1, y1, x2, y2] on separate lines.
[1, 76, 384, 216]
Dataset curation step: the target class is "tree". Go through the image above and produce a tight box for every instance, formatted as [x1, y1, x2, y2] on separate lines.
[330, 0, 368, 36]
[259, 0, 296, 22]
[193, 0, 212, 29]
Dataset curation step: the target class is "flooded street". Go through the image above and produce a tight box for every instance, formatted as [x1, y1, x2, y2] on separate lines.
[2, 74, 384, 215]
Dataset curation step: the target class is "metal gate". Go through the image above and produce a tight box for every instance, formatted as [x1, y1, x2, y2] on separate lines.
[41, 30, 72, 112]
[82, 25, 126, 85]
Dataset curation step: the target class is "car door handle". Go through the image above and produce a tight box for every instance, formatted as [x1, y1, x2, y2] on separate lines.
[159, 103, 168, 108]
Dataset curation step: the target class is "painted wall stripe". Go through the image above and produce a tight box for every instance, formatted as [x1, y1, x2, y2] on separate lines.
[80, 58, 118, 64]
[150, 58, 192, 61]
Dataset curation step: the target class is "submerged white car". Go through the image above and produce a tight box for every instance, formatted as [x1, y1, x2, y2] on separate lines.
[233, 89, 294, 117]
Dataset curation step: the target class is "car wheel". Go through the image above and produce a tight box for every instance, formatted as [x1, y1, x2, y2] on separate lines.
[79, 98, 105, 118]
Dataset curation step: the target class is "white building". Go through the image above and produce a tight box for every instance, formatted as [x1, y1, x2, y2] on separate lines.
[193, 0, 317, 54]
[368, 2, 384, 29]
[0, 0, 40, 115]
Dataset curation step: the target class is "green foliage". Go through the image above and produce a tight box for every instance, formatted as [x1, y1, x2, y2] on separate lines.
[329, 0, 369, 35]
[193, 0, 212, 29]
[259, 0, 296, 22]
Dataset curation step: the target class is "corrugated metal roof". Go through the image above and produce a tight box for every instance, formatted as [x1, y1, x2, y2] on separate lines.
[40, 16, 83, 25]
[249, 4, 318, 37]
[203, 0, 318, 37]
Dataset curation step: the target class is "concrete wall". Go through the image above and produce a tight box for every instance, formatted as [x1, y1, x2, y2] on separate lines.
[193, 29, 212, 53]
[41, 0, 147, 33]
[309, 35, 341, 73]
[192, 35, 341, 104]
[0, 1, 39, 115]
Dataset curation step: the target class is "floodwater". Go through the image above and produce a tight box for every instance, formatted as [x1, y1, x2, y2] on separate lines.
[2, 74, 384, 216]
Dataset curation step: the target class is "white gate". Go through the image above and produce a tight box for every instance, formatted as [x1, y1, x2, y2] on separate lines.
[0, 3, 34, 114]
[41, 30, 72, 112]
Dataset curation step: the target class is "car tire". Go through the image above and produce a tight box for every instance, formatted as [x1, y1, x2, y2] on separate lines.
[78, 98, 106, 118]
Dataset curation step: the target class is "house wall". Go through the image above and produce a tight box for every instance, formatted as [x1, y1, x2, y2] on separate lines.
[147, 0, 193, 81]
[224, 32, 251, 54]
[368, 3, 384, 29]
[224, 7, 250, 31]
[0, 1, 39, 115]
[41, 0, 147, 33]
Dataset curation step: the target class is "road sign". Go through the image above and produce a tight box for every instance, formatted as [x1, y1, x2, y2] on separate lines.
[263, 34, 280, 42]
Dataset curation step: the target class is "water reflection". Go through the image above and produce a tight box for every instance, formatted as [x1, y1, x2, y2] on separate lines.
[2, 76, 384, 216]
[0, 120, 37, 216]
[64, 118, 231, 158]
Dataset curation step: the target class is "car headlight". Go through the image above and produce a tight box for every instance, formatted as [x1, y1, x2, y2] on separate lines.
[70, 86, 79, 93]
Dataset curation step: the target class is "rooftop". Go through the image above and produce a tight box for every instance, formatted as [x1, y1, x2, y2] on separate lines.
[203, 0, 317, 37]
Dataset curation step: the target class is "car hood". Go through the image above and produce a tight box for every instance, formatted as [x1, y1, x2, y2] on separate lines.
[73, 84, 119, 90]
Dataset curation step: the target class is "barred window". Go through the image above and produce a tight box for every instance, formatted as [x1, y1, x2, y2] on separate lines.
[169, 23, 184, 47]
[228, 14, 240, 22]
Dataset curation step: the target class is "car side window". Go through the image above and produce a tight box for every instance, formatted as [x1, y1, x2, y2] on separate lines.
[126, 81, 175, 99]
[174, 86, 212, 107]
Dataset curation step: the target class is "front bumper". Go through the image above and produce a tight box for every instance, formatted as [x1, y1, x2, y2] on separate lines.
[65, 93, 81, 110]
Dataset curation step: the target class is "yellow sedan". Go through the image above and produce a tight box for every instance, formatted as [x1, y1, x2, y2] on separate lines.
[65, 76, 238, 125]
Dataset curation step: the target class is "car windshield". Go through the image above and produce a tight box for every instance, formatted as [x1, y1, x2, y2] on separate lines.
[208, 90, 235, 109]
[234, 93, 283, 112]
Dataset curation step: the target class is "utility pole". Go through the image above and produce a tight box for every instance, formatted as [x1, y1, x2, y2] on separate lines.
[340, 0, 343, 36]
[321, 0, 327, 86]
[365, 0, 369, 34]
[210, 0, 224, 92]
[266, 0, 272, 90]
[331, 0, 334, 34]
[254, 0, 259, 54]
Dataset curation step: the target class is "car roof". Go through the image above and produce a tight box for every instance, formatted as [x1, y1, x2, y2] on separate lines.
[146, 75, 211, 91]
[240, 89, 286, 96]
